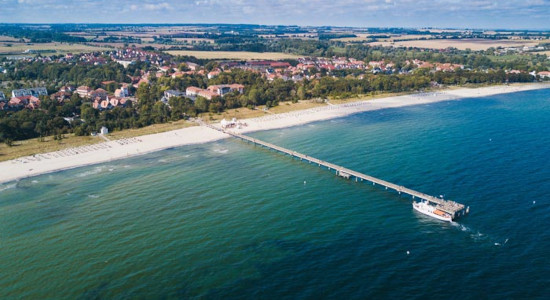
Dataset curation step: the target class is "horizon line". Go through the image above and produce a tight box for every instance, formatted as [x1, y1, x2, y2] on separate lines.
[1, 23, 549, 32]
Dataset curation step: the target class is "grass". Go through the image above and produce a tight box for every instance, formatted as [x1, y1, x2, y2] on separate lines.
[0, 35, 20, 42]
[164, 50, 302, 60]
[0, 120, 195, 162]
[0, 135, 102, 162]
[203, 101, 329, 123]
[106, 119, 195, 139]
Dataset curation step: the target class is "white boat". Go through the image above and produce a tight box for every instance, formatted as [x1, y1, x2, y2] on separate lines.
[412, 201, 453, 222]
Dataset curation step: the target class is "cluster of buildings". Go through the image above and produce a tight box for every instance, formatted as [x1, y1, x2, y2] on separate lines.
[111, 48, 167, 67]
[0, 82, 137, 112]
[73, 84, 133, 110]
[0, 87, 48, 111]
[494, 46, 547, 55]
[409, 59, 465, 72]
[185, 84, 245, 100]
[65, 48, 168, 66]
[530, 70, 550, 78]
[160, 84, 245, 103]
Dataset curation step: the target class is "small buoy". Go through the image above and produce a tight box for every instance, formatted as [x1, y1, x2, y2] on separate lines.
[489, 138, 492, 142]
[406, 251, 410, 255]
[533, 200, 536, 205]
[304, 181, 306, 185]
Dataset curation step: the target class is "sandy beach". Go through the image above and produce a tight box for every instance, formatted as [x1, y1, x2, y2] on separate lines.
[1, 83, 548, 185]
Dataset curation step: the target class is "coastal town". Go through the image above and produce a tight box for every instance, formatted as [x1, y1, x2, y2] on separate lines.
[2, 47, 549, 115]
[2, 3, 550, 299]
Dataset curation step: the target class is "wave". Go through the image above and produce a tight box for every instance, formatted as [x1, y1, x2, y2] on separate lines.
[213, 148, 229, 154]
[0, 183, 17, 193]
[76, 167, 105, 178]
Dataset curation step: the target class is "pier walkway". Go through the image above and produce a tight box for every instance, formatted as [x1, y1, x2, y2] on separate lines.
[203, 123, 467, 219]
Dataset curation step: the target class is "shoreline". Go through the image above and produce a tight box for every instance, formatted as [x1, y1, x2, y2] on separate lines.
[1, 83, 549, 185]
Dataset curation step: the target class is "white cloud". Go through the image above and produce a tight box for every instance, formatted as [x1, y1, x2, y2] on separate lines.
[1, 0, 549, 29]
[130, 2, 172, 11]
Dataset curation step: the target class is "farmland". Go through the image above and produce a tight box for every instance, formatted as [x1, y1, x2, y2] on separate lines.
[0, 42, 110, 56]
[369, 38, 542, 50]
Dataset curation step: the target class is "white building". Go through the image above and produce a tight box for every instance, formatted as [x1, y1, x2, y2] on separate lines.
[11, 87, 48, 98]
[100, 126, 109, 135]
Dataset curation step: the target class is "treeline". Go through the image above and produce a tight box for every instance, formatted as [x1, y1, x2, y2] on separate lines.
[0, 65, 536, 144]
[174, 37, 549, 72]
[0, 60, 154, 89]
[0, 26, 86, 43]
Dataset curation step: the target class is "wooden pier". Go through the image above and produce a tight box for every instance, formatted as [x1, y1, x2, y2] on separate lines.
[204, 123, 468, 219]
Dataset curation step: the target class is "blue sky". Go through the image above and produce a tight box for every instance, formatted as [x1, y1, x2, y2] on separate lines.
[1, 0, 549, 29]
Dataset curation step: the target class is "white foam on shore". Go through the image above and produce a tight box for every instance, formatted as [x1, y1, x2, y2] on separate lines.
[0, 83, 548, 184]
[0, 183, 17, 192]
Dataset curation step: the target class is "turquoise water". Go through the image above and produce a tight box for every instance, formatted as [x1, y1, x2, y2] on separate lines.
[1, 89, 549, 299]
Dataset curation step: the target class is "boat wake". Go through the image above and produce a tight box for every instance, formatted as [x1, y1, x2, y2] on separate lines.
[451, 222, 508, 246]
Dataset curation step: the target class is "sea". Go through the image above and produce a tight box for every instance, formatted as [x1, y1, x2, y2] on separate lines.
[1, 89, 549, 299]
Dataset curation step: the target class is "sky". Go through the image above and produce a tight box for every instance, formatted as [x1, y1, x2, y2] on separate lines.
[1, 0, 549, 29]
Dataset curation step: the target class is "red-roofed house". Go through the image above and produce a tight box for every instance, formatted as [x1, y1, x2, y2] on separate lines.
[270, 62, 291, 69]
[90, 88, 108, 100]
[208, 70, 221, 79]
[76, 86, 93, 98]
[198, 89, 218, 100]
[186, 86, 203, 97]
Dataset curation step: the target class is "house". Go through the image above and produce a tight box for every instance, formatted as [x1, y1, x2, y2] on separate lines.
[171, 71, 184, 79]
[186, 86, 203, 97]
[116, 60, 135, 68]
[76, 86, 93, 98]
[186, 62, 199, 71]
[164, 90, 185, 99]
[9, 95, 40, 110]
[50, 91, 72, 103]
[538, 71, 550, 78]
[207, 84, 245, 96]
[133, 77, 150, 88]
[161, 89, 186, 104]
[208, 70, 221, 79]
[100, 126, 109, 135]
[115, 85, 129, 98]
[186, 84, 244, 100]
[11, 87, 48, 98]
[270, 62, 291, 69]
[12, 89, 32, 98]
[159, 66, 171, 73]
[197, 89, 218, 100]
[90, 88, 108, 100]
[59, 85, 75, 93]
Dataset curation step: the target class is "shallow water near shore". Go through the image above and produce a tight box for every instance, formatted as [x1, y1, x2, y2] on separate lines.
[1, 89, 549, 299]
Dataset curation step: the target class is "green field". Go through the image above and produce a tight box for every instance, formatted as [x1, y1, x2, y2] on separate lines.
[0, 42, 110, 56]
